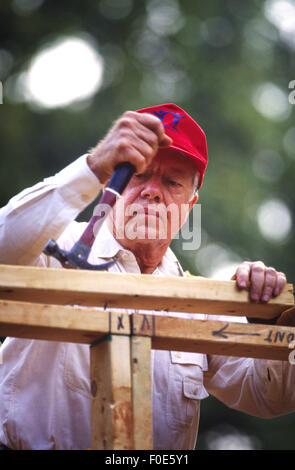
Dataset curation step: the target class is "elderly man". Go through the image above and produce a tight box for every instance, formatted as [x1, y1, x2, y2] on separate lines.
[0, 104, 293, 450]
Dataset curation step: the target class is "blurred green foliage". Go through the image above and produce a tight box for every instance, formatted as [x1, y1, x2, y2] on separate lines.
[0, 0, 294, 450]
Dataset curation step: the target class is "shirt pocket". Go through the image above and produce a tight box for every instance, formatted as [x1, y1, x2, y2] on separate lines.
[166, 352, 209, 430]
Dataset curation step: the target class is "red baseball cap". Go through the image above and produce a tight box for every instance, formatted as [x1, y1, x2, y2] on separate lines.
[136, 103, 208, 189]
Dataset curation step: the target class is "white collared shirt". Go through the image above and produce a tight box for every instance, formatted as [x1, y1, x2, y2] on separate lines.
[0, 155, 294, 450]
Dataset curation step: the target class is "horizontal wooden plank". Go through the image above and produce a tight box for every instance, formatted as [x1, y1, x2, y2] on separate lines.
[0, 264, 293, 319]
[133, 314, 295, 361]
[0, 299, 130, 344]
[1, 299, 295, 361]
[131, 313, 295, 361]
[145, 316, 295, 361]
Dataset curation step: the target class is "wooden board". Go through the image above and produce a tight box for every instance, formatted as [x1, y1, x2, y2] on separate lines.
[132, 313, 295, 361]
[0, 264, 293, 320]
[1, 299, 295, 361]
[0, 299, 130, 344]
[90, 334, 133, 450]
[2, 264, 293, 451]
[130, 336, 153, 449]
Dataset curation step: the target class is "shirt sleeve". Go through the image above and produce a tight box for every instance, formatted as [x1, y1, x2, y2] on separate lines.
[204, 347, 295, 418]
[0, 154, 102, 266]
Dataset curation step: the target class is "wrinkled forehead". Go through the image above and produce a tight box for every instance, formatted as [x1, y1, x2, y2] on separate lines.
[154, 148, 196, 170]
[154, 149, 199, 183]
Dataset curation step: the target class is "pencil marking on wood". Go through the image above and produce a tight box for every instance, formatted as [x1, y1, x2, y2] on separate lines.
[212, 323, 261, 339]
[117, 314, 124, 331]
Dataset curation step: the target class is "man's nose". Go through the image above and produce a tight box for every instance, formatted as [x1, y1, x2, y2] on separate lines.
[140, 175, 163, 202]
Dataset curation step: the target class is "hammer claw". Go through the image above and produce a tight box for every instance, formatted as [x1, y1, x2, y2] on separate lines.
[43, 239, 118, 271]
[43, 239, 68, 265]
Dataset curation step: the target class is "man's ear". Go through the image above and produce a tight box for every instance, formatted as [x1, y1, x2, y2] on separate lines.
[189, 193, 198, 210]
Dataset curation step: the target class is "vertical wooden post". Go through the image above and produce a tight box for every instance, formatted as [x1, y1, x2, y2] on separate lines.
[131, 336, 153, 449]
[90, 334, 133, 450]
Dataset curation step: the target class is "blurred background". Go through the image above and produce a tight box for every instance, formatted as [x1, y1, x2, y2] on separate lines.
[0, 0, 295, 450]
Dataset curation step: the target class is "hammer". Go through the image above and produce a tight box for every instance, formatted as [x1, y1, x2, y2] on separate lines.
[43, 162, 135, 270]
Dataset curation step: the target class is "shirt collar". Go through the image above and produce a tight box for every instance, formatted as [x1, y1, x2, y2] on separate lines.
[91, 221, 183, 277]
[91, 221, 125, 259]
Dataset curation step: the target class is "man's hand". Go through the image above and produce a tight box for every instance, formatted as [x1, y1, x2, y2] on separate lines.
[87, 111, 172, 184]
[231, 261, 287, 303]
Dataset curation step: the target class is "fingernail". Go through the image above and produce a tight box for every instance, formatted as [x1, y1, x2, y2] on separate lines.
[251, 294, 259, 302]
[239, 281, 247, 288]
[262, 295, 269, 302]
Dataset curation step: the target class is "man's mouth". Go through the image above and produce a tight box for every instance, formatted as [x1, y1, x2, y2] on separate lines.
[143, 206, 160, 218]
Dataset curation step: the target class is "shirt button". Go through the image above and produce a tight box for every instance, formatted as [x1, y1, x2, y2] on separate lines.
[175, 352, 182, 359]
[121, 252, 129, 260]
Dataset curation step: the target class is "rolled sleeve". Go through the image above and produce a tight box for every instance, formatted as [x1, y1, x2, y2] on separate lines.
[0, 154, 102, 265]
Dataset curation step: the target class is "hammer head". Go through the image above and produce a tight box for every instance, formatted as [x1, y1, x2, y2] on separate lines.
[43, 239, 117, 271]
[43, 162, 135, 270]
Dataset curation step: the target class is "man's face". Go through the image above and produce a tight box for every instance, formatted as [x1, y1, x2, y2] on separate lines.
[110, 151, 198, 244]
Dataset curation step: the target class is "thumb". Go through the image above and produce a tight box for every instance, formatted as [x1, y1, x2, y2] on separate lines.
[159, 134, 173, 147]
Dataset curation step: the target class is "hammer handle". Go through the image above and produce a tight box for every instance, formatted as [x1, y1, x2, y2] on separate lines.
[79, 162, 135, 247]
[107, 161, 136, 195]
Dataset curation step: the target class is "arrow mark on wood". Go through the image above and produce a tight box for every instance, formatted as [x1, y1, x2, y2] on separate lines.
[212, 323, 261, 339]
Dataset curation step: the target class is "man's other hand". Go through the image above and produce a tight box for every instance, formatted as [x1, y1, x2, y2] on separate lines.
[231, 261, 287, 303]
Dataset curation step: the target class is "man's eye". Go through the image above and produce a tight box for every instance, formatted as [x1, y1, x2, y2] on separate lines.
[168, 180, 181, 187]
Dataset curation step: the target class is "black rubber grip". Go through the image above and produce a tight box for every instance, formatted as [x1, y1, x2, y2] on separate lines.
[107, 162, 136, 194]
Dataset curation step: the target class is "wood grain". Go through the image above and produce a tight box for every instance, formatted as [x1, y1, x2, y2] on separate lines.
[0, 264, 293, 319]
